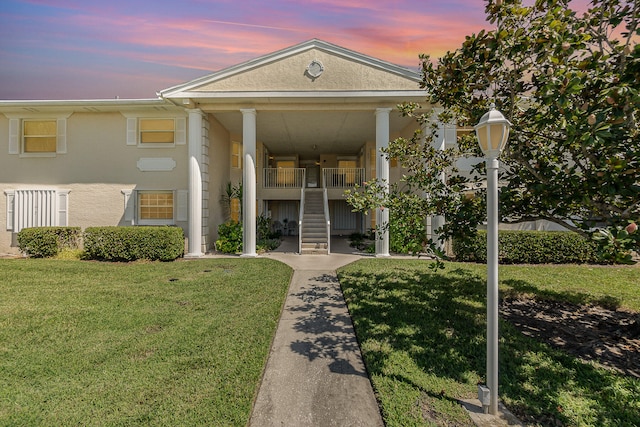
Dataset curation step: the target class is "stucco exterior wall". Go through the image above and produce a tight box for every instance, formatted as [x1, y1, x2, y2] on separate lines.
[196, 48, 418, 93]
[0, 110, 190, 254]
[206, 114, 231, 244]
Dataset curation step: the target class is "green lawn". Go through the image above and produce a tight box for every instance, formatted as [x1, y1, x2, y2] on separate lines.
[0, 258, 292, 426]
[338, 260, 640, 427]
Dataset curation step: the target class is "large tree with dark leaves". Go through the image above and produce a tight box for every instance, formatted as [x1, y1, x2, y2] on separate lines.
[347, 0, 639, 258]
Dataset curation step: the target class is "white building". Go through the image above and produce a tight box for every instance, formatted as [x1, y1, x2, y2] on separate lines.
[1, 39, 456, 256]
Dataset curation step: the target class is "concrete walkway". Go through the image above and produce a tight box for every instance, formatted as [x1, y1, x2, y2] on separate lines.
[249, 237, 384, 426]
[244, 237, 522, 427]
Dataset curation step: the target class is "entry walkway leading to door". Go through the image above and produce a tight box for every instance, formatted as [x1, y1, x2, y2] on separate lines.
[247, 237, 523, 427]
[249, 238, 384, 426]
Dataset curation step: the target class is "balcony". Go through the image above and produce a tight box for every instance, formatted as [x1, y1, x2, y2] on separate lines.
[322, 168, 365, 188]
[261, 167, 365, 197]
[263, 168, 306, 188]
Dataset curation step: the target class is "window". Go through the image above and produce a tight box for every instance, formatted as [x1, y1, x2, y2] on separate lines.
[276, 160, 296, 186]
[138, 191, 174, 225]
[338, 159, 357, 185]
[140, 119, 175, 144]
[369, 148, 377, 180]
[230, 198, 241, 222]
[122, 189, 187, 225]
[5, 189, 69, 232]
[125, 116, 186, 146]
[7, 116, 68, 156]
[23, 120, 57, 153]
[231, 141, 242, 168]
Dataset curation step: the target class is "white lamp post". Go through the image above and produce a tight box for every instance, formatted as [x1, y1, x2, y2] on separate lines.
[474, 104, 510, 415]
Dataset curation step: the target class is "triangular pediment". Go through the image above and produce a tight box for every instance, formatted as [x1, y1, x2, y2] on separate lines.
[160, 39, 421, 97]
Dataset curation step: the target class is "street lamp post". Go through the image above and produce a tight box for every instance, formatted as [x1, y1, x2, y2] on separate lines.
[474, 104, 511, 415]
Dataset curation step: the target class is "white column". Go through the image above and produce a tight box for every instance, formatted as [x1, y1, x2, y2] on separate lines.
[375, 108, 392, 257]
[241, 109, 257, 257]
[187, 109, 204, 257]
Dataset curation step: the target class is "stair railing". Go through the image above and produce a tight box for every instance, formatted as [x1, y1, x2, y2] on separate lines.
[298, 188, 305, 255]
[323, 188, 331, 254]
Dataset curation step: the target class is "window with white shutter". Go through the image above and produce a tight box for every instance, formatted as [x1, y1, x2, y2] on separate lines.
[7, 117, 68, 156]
[4, 189, 70, 232]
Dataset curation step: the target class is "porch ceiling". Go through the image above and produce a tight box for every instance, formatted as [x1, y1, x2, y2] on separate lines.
[211, 109, 417, 159]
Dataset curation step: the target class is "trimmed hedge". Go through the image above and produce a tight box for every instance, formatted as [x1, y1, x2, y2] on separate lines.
[17, 227, 82, 258]
[452, 230, 600, 264]
[83, 226, 184, 261]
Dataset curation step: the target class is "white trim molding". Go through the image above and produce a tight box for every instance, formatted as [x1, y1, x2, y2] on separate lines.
[136, 157, 177, 172]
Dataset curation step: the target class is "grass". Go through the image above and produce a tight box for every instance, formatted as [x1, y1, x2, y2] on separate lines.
[338, 260, 640, 427]
[0, 258, 292, 426]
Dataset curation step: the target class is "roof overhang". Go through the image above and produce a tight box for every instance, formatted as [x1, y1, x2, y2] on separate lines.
[0, 98, 177, 114]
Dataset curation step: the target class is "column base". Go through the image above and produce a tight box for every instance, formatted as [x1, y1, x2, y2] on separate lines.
[241, 253, 258, 258]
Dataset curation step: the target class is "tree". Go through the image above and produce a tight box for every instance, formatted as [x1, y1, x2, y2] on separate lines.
[346, 0, 639, 259]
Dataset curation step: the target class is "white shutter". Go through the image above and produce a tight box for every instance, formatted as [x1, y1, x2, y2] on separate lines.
[5, 191, 15, 231]
[13, 190, 57, 232]
[122, 190, 134, 223]
[8, 119, 19, 154]
[126, 118, 137, 145]
[175, 117, 186, 145]
[57, 190, 70, 226]
[444, 124, 457, 148]
[177, 190, 188, 221]
[56, 118, 67, 154]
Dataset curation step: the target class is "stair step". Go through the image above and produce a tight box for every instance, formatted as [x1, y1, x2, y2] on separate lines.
[302, 236, 327, 243]
[302, 234, 326, 239]
[301, 242, 327, 249]
[300, 249, 329, 255]
[299, 189, 329, 254]
[302, 227, 325, 232]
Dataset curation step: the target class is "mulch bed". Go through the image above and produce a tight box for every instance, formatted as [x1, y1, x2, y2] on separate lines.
[501, 296, 640, 378]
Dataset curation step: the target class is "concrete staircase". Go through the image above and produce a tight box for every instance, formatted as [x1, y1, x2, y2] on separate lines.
[300, 189, 329, 255]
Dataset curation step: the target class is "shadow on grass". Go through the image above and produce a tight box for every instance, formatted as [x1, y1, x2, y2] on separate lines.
[338, 261, 640, 426]
[501, 278, 623, 310]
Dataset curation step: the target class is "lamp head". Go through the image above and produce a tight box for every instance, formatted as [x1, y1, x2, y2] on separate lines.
[474, 105, 511, 158]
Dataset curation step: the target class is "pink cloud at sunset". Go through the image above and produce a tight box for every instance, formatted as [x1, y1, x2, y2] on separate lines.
[0, 0, 600, 100]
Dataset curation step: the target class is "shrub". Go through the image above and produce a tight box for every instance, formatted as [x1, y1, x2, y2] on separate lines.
[17, 227, 81, 258]
[83, 226, 184, 261]
[216, 221, 243, 254]
[257, 239, 280, 252]
[452, 230, 600, 264]
[215, 220, 280, 254]
[256, 215, 271, 241]
[349, 231, 375, 252]
[389, 213, 427, 254]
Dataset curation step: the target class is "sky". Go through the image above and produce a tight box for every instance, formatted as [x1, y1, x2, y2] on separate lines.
[0, 0, 590, 100]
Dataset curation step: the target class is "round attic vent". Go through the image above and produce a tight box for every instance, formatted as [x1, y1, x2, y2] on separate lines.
[306, 60, 324, 78]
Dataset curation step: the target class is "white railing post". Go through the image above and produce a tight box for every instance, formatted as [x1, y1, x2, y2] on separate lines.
[323, 188, 330, 254]
[298, 188, 305, 254]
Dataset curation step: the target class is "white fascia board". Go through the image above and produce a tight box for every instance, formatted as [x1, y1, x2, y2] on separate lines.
[167, 90, 427, 99]
[160, 39, 421, 98]
[0, 98, 181, 114]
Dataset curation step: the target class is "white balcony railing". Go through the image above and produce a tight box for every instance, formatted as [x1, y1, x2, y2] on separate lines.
[322, 168, 365, 188]
[263, 168, 306, 188]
